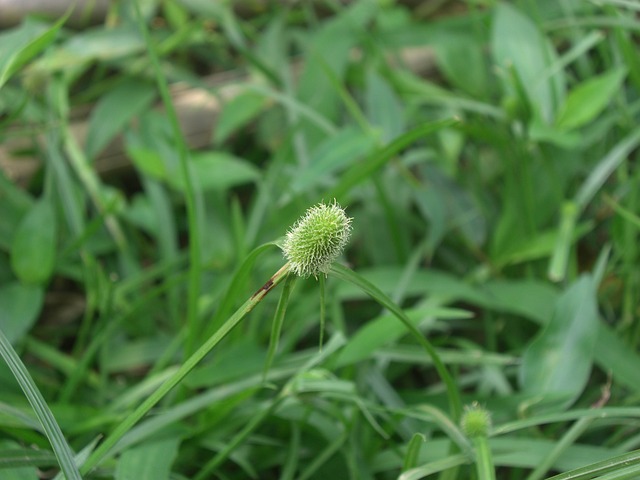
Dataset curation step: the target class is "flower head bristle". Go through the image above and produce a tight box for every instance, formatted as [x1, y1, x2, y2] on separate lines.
[282, 201, 352, 278]
[460, 403, 492, 438]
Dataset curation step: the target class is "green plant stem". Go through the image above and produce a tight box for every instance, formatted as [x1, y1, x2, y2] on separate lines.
[0, 328, 81, 480]
[526, 417, 593, 480]
[319, 274, 326, 350]
[329, 263, 462, 420]
[79, 263, 292, 475]
[263, 273, 297, 379]
[132, 1, 202, 357]
[473, 436, 496, 480]
[193, 396, 284, 480]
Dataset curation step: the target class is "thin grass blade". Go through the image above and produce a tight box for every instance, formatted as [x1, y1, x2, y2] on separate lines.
[0, 329, 81, 480]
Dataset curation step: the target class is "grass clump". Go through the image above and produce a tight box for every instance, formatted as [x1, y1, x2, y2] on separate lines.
[0, 1, 640, 479]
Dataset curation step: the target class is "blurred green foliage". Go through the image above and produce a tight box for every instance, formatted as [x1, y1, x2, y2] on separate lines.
[1, 1, 640, 478]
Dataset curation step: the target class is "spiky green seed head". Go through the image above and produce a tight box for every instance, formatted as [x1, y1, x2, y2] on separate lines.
[283, 201, 352, 278]
[461, 403, 492, 438]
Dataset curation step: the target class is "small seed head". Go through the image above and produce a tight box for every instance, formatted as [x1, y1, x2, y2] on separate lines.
[283, 201, 352, 278]
[460, 403, 492, 438]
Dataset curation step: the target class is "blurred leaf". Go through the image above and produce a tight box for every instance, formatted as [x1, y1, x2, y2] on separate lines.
[415, 164, 487, 248]
[548, 202, 579, 282]
[0, 283, 43, 345]
[433, 31, 489, 99]
[34, 25, 144, 71]
[291, 127, 375, 193]
[544, 449, 640, 480]
[483, 280, 558, 325]
[85, 79, 156, 159]
[495, 221, 592, 268]
[529, 115, 582, 148]
[519, 275, 599, 411]
[574, 129, 640, 210]
[10, 201, 56, 285]
[115, 438, 179, 480]
[594, 326, 640, 394]
[336, 304, 471, 367]
[403, 433, 426, 471]
[296, 1, 378, 147]
[556, 68, 627, 130]
[335, 266, 486, 304]
[0, 173, 33, 251]
[491, 3, 564, 123]
[215, 90, 268, 144]
[128, 146, 168, 180]
[365, 70, 405, 142]
[169, 152, 259, 192]
[0, 442, 56, 470]
[0, 18, 65, 91]
[329, 118, 458, 200]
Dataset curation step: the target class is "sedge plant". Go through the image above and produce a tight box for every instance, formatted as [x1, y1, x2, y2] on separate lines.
[461, 403, 496, 480]
[78, 200, 461, 474]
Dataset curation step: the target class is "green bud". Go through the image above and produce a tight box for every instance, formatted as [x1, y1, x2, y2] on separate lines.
[461, 403, 492, 438]
[282, 201, 352, 278]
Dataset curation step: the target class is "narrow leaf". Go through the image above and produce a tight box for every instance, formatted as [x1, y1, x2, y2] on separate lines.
[403, 433, 426, 471]
[0, 17, 66, 90]
[329, 263, 462, 420]
[0, 329, 81, 480]
[329, 118, 457, 201]
[215, 90, 267, 144]
[556, 68, 627, 130]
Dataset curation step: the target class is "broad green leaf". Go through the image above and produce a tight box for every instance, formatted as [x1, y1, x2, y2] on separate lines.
[482, 280, 558, 325]
[594, 326, 640, 394]
[335, 266, 487, 305]
[127, 147, 168, 180]
[556, 68, 627, 130]
[432, 30, 489, 99]
[10, 201, 57, 285]
[0, 172, 33, 251]
[115, 438, 179, 480]
[0, 17, 65, 91]
[215, 90, 268, 144]
[491, 3, 564, 123]
[168, 152, 259, 192]
[335, 303, 471, 368]
[0, 283, 43, 345]
[85, 79, 156, 159]
[519, 275, 599, 411]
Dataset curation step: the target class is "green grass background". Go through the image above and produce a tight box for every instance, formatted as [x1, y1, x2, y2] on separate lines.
[1, 1, 640, 478]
